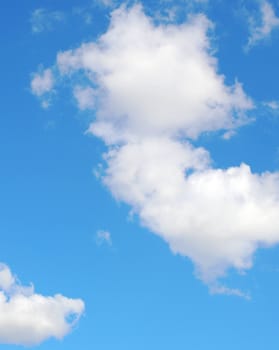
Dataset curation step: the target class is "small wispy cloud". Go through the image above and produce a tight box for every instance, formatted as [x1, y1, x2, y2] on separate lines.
[31, 68, 54, 96]
[72, 7, 93, 25]
[263, 100, 279, 110]
[222, 130, 237, 140]
[210, 284, 251, 300]
[246, 0, 279, 50]
[30, 68, 55, 108]
[96, 230, 112, 246]
[30, 8, 65, 33]
[97, 0, 116, 8]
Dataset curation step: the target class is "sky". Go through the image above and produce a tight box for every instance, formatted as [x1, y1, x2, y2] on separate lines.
[2, 0, 279, 348]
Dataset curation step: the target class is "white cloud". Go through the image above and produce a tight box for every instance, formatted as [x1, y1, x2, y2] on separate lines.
[0, 263, 84, 346]
[31, 68, 54, 97]
[41, 99, 51, 109]
[74, 86, 96, 110]
[96, 230, 112, 246]
[247, 0, 279, 49]
[31, 4, 279, 295]
[264, 100, 279, 110]
[209, 284, 250, 299]
[222, 129, 236, 140]
[0, 265, 15, 291]
[31, 8, 65, 33]
[103, 138, 279, 285]
[57, 5, 252, 142]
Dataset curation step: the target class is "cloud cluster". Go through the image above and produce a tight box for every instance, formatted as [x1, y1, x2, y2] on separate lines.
[0, 263, 84, 346]
[31, 4, 279, 294]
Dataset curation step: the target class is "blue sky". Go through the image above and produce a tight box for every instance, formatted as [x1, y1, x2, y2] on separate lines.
[2, 0, 279, 348]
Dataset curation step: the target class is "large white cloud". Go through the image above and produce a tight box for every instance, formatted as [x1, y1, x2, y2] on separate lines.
[103, 138, 279, 284]
[0, 264, 84, 346]
[31, 4, 279, 294]
[56, 4, 253, 141]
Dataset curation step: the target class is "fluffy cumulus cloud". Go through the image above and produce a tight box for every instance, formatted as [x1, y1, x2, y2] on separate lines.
[104, 138, 279, 283]
[247, 0, 279, 49]
[0, 263, 84, 346]
[32, 4, 279, 294]
[57, 5, 252, 141]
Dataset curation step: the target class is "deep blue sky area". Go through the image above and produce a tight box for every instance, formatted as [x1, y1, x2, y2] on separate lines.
[1, 1, 279, 349]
